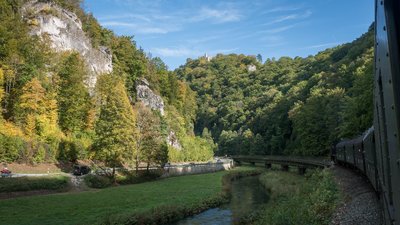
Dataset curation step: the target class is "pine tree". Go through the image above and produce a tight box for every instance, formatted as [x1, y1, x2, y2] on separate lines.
[57, 53, 91, 133]
[94, 75, 137, 180]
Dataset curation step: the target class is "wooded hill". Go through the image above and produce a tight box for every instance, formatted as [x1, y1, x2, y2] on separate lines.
[177, 25, 373, 156]
[0, 0, 214, 168]
[0, 0, 373, 166]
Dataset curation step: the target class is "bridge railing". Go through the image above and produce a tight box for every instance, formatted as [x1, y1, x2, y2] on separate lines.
[231, 155, 332, 168]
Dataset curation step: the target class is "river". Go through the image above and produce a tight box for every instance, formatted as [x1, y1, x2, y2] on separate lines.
[175, 175, 269, 225]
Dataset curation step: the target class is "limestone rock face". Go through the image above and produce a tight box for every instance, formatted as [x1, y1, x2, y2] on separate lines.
[22, 1, 113, 89]
[167, 131, 182, 150]
[136, 78, 165, 116]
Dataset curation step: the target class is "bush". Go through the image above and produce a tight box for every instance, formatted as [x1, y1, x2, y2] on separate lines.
[0, 135, 25, 163]
[117, 170, 163, 185]
[254, 169, 339, 225]
[84, 174, 112, 189]
[0, 175, 69, 193]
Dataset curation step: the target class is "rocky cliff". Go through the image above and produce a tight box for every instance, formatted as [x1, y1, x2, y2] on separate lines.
[136, 78, 165, 116]
[136, 78, 182, 149]
[22, 1, 112, 89]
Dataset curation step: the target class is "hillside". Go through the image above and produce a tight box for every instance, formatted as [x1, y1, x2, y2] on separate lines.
[176, 25, 374, 156]
[0, 0, 214, 166]
[0, 0, 374, 164]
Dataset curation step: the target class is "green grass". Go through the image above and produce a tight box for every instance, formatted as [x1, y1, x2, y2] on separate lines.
[0, 175, 69, 193]
[258, 170, 306, 198]
[0, 169, 252, 225]
[252, 169, 339, 225]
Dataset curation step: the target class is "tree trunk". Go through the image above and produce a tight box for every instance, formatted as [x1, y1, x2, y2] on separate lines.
[112, 166, 116, 184]
[135, 159, 139, 174]
[146, 161, 149, 172]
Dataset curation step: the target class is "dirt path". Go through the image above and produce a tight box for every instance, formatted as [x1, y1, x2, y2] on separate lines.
[330, 165, 382, 225]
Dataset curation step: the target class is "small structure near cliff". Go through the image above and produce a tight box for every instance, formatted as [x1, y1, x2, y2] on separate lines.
[22, 1, 113, 89]
[136, 78, 165, 116]
[247, 64, 257, 72]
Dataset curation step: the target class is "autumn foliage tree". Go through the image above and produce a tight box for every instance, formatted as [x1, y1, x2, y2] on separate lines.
[134, 102, 167, 172]
[93, 74, 137, 180]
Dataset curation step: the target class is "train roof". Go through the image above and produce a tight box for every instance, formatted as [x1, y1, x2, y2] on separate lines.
[336, 135, 364, 147]
[336, 126, 374, 148]
[362, 126, 374, 142]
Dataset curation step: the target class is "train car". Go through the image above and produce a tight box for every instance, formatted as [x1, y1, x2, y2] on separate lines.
[363, 127, 378, 190]
[335, 141, 346, 164]
[332, 1, 400, 224]
[354, 135, 366, 173]
[374, 0, 400, 223]
[344, 140, 356, 167]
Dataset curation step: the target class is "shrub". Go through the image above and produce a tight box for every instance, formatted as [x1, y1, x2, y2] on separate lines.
[0, 175, 69, 193]
[84, 174, 112, 189]
[0, 135, 25, 163]
[254, 169, 339, 225]
[117, 170, 163, 185]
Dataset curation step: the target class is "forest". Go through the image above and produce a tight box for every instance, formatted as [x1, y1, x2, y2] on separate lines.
[0, 0, 374, 172]
[0, 0, 215, 171]
[177, 25, 373, 156]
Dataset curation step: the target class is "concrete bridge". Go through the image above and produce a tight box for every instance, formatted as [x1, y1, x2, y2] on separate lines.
[231, 155, 331, 175]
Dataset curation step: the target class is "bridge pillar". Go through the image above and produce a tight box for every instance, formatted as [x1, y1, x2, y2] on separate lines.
[297, 167, 306, 175]
[265, 163, 271, 169]
[250, 162, 255, 166]
[281, 165, 289, 171]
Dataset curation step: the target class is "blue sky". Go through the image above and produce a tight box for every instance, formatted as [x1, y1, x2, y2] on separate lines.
[84, 0, 374, 70]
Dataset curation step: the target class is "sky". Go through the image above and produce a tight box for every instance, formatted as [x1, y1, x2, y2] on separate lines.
[83, 0, 374, 70]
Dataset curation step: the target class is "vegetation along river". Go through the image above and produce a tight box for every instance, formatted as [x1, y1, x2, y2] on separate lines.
[175, 175, 269, 225]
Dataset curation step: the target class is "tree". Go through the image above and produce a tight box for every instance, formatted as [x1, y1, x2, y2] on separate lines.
[15, 78, 61, 162]
[57, 52, 92, 133]
[134, 102, 165, 172]
[0, 68, 4, 121]
[289, 88, 345, 156]
[256, 54, 263, 63]
[111, 36, 147, 97]
[16, 78, 46, 137]
[94, 75, 137, 181]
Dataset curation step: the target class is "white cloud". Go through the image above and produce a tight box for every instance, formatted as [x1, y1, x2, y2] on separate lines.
[151, 47, 238, 57]
[152, 47, 202, 57]
[300, 42, 340, 49]
[209, 48, 239, 54]
[101, 21, 179, 34]
[263, 6, 303, 14]
[263, 10, 312, 25]
[185, 35, 223, 44]
[192, 7, 242, 23]
[263, 24, 297, 34]
[98, 14, 152, 23]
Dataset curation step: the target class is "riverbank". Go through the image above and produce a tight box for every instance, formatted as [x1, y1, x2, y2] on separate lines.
[0, 167, 260, 225]
[246, 169, 340, 225]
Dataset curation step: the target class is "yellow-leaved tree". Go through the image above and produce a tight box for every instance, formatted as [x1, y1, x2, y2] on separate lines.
[94, 74, 137, 181]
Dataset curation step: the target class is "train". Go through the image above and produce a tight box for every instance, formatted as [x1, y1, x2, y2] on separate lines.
[332, 125, 396, 225]
[330, 0, 400, 224]
[332, 127, 379, 192]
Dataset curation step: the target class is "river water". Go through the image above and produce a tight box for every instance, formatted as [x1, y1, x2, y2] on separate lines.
[175, 175, 269, 225]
